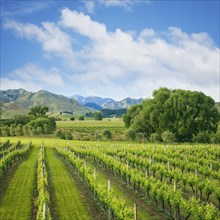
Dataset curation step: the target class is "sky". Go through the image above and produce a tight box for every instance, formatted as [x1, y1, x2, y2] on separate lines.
[1, 0, 220, 101]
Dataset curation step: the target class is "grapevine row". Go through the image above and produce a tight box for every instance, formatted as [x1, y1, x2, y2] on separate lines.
[68, 145, 219, 219]
[0, 141, 32, 178]
[0, 140, 22, 159]
[35, 146, 51, 220]
[55, 147, 134, 220]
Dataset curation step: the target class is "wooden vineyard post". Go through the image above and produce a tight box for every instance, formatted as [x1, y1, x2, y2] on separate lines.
[174, 180, 177, 190]
[108, 180, 111, 219]
[134, 203, 137, 220]
[94, 168, 96, 199]
[43, 202, 47, 219]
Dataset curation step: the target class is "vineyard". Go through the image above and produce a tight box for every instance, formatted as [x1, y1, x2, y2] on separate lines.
[56, 120, 125, 140]
[0, 137, 219, 220]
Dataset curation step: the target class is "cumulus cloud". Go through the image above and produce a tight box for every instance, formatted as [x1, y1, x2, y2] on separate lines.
[3, 9, 219, 101]
[1, 63, 64, 92]
[60, 9, 107, 41]
[59, 9, 219, 100]
[4, 20, 73, 56]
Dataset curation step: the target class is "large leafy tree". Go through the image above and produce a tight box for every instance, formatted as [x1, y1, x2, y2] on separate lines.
[29, 106, 49, 117]
[123, 88, 219, 142]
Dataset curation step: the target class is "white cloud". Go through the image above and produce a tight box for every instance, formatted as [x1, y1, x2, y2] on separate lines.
[60, 9, 107, 41]
[2, 63, 64, 92]
[3, 9, 219, 101]
[59, 9, 219, 101]
[85, 1, 95, 14]
[4, 20, 73, 56]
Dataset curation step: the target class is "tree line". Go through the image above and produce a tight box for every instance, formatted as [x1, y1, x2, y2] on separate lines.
[123, 88, 220, 143]
[0, 106, 56, 137]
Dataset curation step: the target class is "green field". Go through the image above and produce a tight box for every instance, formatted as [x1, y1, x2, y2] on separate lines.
[0, 137, 219, 220]
[56, 119, 126, 140]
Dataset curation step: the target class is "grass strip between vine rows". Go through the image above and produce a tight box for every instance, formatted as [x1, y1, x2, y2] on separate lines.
[0, 145, 37, 220]
[46, 147, 94, 220]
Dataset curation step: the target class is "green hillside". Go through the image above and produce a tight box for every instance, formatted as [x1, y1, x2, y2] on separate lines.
[0, 89, 89, 118]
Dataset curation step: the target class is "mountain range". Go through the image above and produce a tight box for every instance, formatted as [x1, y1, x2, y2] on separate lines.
[72, 94, 144, 110]
[0, 89, 144, 118]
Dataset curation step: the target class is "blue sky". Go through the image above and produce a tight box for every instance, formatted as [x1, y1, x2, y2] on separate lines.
[1, 0, 219, 101]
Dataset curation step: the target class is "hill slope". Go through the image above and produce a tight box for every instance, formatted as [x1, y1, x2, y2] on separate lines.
[0, 89, 89, 118]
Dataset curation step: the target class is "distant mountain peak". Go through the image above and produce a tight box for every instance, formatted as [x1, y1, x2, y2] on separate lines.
[0, 89, 89, 119]
[71, 94, 144, 110]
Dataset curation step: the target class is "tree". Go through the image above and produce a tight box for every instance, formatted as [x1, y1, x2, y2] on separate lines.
[55, 130, 65, 139]
[36, 127, 44, 135]
[65, 132, 73, 140]
[78, 116, 85, 121]
[29, 106, 49, 117]
[210, 131, 220, 144]
[23, 125, 29, 136]
[10, 124, 16, 136]
[102, 129, 112, 139]
[93, 112, 102, 120]
[125, 128, 136, 141]
[27, 117, 56, 134]
[161, 131, 175, 144]
[122, 88, 220, 142]
[70, 116, 75, 121]
[150, 133, 161, 143]
[13, 115, 31, 125]
[192, 131, 210, 143]
[15, 125, 23, 136]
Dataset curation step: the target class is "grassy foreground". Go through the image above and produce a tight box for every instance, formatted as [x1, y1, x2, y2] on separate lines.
[0, 146, 38, 220]
[46, 147, 94, 220]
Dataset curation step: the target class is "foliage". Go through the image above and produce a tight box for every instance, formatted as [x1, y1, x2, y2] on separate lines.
[150, 132, 161, 143]
[101, 108, 127, 118]
[64, 132, 73, 140]
[125, 128, 136, 141]
[123, 88, 220, 142]
[55, 130, 65, 139]
[28, 117, 56, 134]
[78, 115, 85, 121]
[161, 131, 175, 143]
[192, 131, 211, 143]
[29, 106, 49, 117]
[93, 112, 103, 120]
[101, 129, 112, 139]
[0, 106, 57, 137]
[70, 116, 75, 121]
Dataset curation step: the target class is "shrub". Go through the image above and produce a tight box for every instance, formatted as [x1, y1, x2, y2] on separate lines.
[94, 112, 102, 120]
[193, 131, 211, 143]
[102, 129, 112, 139]
[150, 133, 161, 143]
[125, 128, 136, 141]
[78, 116, 84, 121]
[65, 132, 73, 140]
[210, 131, 220, 144]
[70, 117, 75, 121]
[55, 130, 65, 139]
[161, 131, 175, 144]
